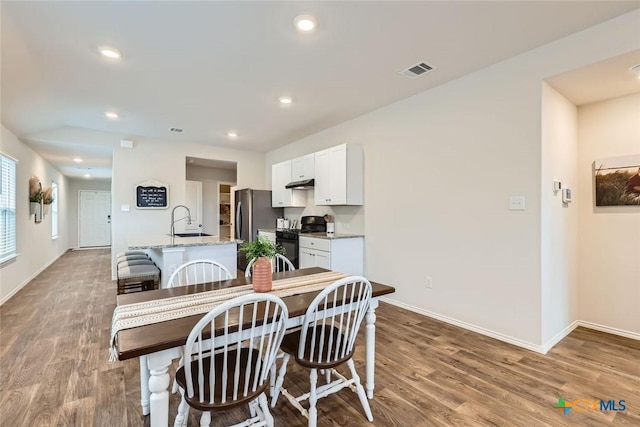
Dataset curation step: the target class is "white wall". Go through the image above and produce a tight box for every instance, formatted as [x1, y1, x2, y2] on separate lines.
[577, 93, 640, 335]
[111, 136, 264, 277]
[66, 178, 112, 248]
[540, 83, 579, 346]
[265, 10, 640, 347]
[0, 125, 69, 304]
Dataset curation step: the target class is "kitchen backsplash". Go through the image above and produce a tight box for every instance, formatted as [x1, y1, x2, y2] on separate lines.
[283, 191, 364, 233]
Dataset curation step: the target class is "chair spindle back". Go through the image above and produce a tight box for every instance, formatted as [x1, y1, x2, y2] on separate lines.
[245, 253, 295, 277]
[183, 294, 289, 406]
[298, 276, 372, 364]
[168, 259, 232, 288]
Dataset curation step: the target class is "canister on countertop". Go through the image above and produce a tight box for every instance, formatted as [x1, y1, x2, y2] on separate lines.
[276, 217, 284, 230]
[283, 218, 290, 229]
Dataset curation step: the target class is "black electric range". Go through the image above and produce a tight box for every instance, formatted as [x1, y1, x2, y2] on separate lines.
[275, 216, 327, 268]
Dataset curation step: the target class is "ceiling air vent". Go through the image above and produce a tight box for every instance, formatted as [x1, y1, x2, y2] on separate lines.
[399, 61, 435, 79]
[169, 127, 183, 133]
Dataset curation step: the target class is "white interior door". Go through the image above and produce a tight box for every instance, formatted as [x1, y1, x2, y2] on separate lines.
[230, 185, 237, 239]
[79, 191, 111, 247]
[183, 180, 203, 233]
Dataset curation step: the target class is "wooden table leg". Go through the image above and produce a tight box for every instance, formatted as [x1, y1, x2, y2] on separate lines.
[365, 299, 378, 399]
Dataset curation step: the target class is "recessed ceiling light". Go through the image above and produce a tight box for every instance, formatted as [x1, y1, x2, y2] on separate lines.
[226, 131, 238, 139]
[83, 173, 91, 179]
[294, 15, 317, 33]
[630, 64, 640, 80]
[99, 47, 121, 59]
[279, 96, 293, 105]
[105, 111, 119, 119]
[73, 157, 83, 163]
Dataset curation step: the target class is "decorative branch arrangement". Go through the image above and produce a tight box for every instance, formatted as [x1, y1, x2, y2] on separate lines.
[28, 175, 52, 223]
[42, 186, 54, 205]
[29, 176, 42, 203]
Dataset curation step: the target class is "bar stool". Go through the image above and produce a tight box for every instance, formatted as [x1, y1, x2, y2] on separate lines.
[116, 250, 147, 258]
[116, 254, 149, 264]
[117, 264, 160, 295]
[117, 254, 153, 267]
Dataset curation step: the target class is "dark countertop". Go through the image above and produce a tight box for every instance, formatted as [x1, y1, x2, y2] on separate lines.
[258, 229, 364, 239]
[258, 229, 277, 233]
[299, 232, 364, 240]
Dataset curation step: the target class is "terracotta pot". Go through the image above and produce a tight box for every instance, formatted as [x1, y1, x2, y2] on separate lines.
[252, 257, 273, 293]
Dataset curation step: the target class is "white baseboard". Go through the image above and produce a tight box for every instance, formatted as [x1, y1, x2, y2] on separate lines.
[380, 297, 639, 354]
[380, 297, 547, 354]
[577, 320, 640, 341]
[541, 320, 580, 354]
[0, 251, 67, 306]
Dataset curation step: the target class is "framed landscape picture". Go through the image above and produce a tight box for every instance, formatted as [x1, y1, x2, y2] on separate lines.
[594, 154, 640, 206]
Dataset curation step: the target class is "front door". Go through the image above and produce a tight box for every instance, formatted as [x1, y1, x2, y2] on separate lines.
[79, 191, 111, 247]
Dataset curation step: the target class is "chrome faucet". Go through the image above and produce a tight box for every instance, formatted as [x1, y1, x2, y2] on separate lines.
[170, 205, 192, 237]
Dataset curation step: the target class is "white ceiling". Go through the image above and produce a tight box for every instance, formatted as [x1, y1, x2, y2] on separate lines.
[2, 1, 639, 179]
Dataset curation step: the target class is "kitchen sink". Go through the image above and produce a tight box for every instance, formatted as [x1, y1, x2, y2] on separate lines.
[171, 233, 213, 237]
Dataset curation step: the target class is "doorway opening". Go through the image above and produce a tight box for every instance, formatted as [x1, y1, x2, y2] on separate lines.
[185, 157, 237, 237]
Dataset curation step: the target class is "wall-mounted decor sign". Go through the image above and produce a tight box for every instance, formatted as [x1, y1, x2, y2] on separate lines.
[135, 180, 169, 209]
[595, 153, 640, 206]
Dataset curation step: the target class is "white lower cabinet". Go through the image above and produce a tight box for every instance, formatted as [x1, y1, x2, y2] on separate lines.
[298, 236, 363, 276]
[300, 247, 331, 270]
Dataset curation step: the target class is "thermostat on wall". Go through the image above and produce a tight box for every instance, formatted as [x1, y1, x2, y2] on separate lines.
[562, 188, 572, 203]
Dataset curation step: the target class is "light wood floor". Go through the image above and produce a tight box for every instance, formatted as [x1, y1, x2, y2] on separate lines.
[1, 249, 638, 426]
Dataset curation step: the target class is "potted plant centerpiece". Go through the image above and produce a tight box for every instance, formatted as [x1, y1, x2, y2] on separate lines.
[239, 236, 285, 292]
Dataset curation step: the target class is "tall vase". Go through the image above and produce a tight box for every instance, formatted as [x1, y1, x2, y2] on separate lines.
[252, 257, 273, 293]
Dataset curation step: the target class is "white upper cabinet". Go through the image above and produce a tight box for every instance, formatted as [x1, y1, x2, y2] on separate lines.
[291, 153, 315, 181]
[271, 160, 306, 207]
[314, 144, 363, 206]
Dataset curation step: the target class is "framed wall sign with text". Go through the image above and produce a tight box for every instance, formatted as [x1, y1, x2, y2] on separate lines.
[135, 180, 169, 209]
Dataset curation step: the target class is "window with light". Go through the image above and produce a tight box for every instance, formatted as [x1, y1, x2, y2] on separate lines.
[1, 154, 17, 263]
[51, 182, 58, 239]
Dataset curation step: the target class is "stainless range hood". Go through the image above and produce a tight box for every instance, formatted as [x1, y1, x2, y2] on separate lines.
[285, 178, 315, 190]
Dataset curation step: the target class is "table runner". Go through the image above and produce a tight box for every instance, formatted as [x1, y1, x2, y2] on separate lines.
[109, 271, 348, 361]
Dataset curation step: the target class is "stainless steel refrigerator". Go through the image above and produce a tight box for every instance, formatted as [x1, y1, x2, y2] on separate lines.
[235, 189, 284, 271]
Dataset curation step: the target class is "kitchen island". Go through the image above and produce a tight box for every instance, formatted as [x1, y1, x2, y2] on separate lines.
[128, 234, 239, 288]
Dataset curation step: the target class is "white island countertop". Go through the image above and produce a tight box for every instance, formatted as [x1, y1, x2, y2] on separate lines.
[128, 234, 240, 250]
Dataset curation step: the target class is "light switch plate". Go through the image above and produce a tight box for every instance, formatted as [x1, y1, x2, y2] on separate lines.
[121, 204, 130, 212]
[509, 196, 526, 211]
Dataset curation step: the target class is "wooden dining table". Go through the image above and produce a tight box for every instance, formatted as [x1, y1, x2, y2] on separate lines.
[115, 267, 396, 427]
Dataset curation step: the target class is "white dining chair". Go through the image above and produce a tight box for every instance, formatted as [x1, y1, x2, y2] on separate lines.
[168, 259, 233, 394]
[167, 259, 232, 287]
[271, 276, 373, 427]
[245, 254, 295, 398]
[173, 293, 289, 427]
[245, 254, 295, 278]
